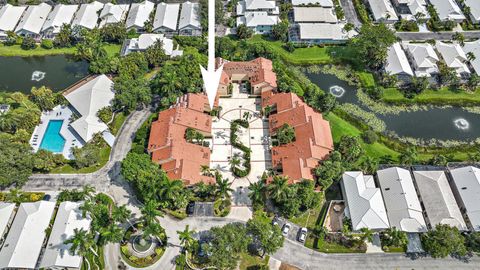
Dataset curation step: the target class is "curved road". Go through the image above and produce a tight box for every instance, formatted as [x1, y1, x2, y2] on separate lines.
[22, 105, 480, 269]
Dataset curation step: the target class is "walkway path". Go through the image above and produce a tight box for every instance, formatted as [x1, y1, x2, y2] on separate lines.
[23, 106, 154, 192]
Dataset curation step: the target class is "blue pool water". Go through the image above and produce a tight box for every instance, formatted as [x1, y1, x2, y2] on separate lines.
[39, 120, 66, 153]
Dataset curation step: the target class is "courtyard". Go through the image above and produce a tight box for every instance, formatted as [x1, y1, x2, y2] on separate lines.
[210, 84, 272, 189]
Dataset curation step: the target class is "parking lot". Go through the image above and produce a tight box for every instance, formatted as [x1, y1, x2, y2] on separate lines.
[275, 217, 306, 244]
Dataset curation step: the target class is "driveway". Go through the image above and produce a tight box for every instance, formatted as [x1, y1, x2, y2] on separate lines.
[192, 202, 214, 217]
[340, 0, 362, 28]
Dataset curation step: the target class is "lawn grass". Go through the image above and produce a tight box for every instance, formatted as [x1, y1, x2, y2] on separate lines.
[109, 111, 127, 135]
[290, 203, 323, 230]
[49, 146, 111, 174]
[0, 44, 76, 57]
[305, 236, 365, 253]
[325, 113, 400, 160]
[239, 253, 269, 270]
[249, 35, 354, 65]
[0, 43, 121, 57]
[382, 87, 480, 105]
[383, 245, 406, 253]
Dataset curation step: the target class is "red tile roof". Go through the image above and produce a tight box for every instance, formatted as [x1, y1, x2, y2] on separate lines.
[217, 57, 277, 88]
[262, 91, 334, 183]
[148, 93, 214, 185]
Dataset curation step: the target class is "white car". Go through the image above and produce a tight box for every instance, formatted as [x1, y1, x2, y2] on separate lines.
[298, 227, 308, 243]
[282, 223, 291, 236]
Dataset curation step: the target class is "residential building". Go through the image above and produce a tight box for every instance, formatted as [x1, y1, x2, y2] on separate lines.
[377, 167, 427, 232]
[63, 75, 115, 143]
[413, 171, 467, 231]
[262, 91, 334, 183]
[0, 203, 15, 244]
[15, 3, 52, 38]
[436, 41, 471, 77]
[403, 42, 440, 77]
[0, 201, 55, 269]
[463, 40, 480, 75]
[237, 0, 279, 34]
[291, 0, 333, 7]
[153, 3, 180, 36]
[449, 166, 480, 231]
[295, 23, 356, 44]
[366, 0, 399, 22]
[464, 0, 480, 24]
[429, 0, 465, 22]
[391, 0, 429, 21]
[122, 33, 183, 57]
[41, 4, 78, 38]
[293, 7, 337, 23]
[341, 172, 390, 231]
[179, 1, 202, 36]
[71, 1, 104, 30]
[0, 4, 26, 40]
[40, 201, 92, 270]
[126, 0, 155, 32]
[98, 3, 130, 28]
[385, 42, 414, 77]
[216, 57, 277, 96]
[147, 93, 214, 185]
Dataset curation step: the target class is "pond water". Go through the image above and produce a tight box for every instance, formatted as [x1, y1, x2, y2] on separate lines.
[0, 55, 89, 92]
[306, 72, 480, 141]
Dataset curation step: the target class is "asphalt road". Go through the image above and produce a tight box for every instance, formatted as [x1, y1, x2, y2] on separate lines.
[397, 31, 480, 41]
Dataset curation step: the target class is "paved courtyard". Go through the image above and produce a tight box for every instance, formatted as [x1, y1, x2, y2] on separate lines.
[210, 86, 272, 192]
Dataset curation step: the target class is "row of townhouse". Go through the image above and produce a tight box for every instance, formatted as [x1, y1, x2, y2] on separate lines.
[385, 40, 479, 80]
[341, 166, 480, 234]
[0, 201, 91, 270]
[289, 0, 357, 44]
[0, 0, 201, 40]
[236, 0, 280, 34]
[365, 0, 479, 23]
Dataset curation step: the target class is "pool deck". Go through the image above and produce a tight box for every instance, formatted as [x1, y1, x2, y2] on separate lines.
[30, 105, 84, 159]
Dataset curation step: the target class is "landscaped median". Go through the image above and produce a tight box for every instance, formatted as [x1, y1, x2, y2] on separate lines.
[229, 119, 252, 177]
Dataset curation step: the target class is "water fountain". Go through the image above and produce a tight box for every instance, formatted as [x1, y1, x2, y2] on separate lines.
[31, 71, 46, 82]
[329, 85, 345, 98]
[454, 118, 470, 131]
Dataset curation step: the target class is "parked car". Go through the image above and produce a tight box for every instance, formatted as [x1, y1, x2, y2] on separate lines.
[186, 202, 195, 216]
[298, 227, 308, 243]
[272, 219, 279, 227]
[282, 223, 291, 236]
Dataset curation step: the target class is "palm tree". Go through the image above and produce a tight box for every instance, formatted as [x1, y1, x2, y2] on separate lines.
[200, 165, 213, 177]
[267, 176, 289, 202]
[359, 156, 379, 174]
[112, 205, 131, 224]
[359, 228, 374, 243]
[158, 179, 183, 203]
[80, 200, 94, 218]
[82, 185, 96, 199]
[383, 227, 408, 247]
[399, 147, 418, 165]
[65, 228, 97, 257]
[467, 52, 476, 62]
[229, 156, 241, 169]
[100, 223, 125, 244]
[141, 200, 163, 226]
[215, 174, 233, 200]
[453, 32, 465, 47]
[6, 188, 23, 204]
[143, 221, 166, 242]
[177, 225, 196, 251]
[248, 181, 265, 205]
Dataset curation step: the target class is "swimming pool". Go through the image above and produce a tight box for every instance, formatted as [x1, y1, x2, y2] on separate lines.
[39, 120, 66, 153]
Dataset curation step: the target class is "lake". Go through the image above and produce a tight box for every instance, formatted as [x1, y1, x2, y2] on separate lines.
[306, 72, 480, 141]
[0, 55, 89, 93]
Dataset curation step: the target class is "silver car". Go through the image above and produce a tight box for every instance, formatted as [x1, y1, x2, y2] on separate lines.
[282, 223, 291, 236]
[298, 227, 308, 243]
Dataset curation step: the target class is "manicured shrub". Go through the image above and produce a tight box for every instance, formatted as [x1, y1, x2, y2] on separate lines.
[40, 39, 53, 49]
[362, 130, 378, 144]
[21, 36, 36, 50]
